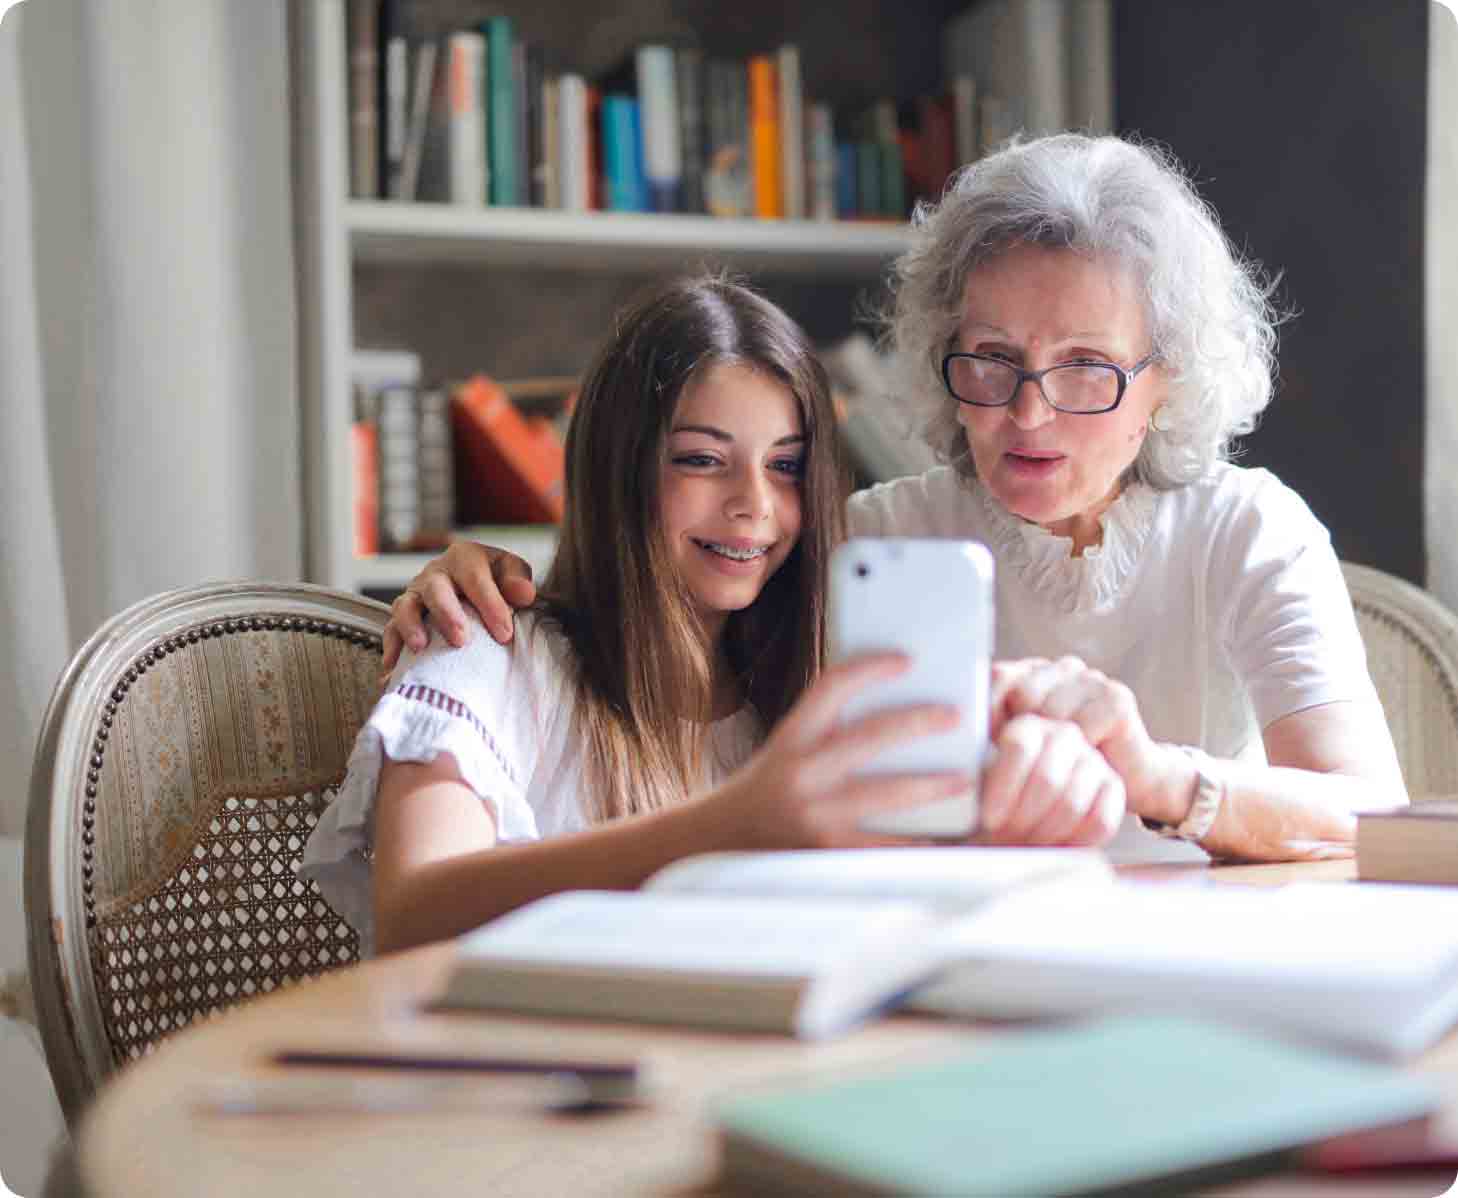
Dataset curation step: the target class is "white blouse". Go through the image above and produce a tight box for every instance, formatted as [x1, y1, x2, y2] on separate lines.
[848, 462, 1383, 862]
[300, 611, 763, 953]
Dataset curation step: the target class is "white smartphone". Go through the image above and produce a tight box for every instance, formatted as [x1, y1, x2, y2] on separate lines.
[827, 537, 994, 839]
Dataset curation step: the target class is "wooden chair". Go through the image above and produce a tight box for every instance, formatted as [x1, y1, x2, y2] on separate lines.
[24, 581, 388, 1126]
[1342, 562, 1458, 796]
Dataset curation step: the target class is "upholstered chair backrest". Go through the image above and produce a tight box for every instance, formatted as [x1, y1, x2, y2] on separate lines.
[25, 582, 388, 1125]
[1342, 562, 1458, 797]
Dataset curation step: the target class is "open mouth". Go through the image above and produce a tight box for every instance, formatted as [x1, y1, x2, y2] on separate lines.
[691, 538, 772, 562]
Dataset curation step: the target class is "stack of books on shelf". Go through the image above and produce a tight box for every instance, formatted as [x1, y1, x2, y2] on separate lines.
[350, 349, 572, 556]
[344, 1, 1007, 221]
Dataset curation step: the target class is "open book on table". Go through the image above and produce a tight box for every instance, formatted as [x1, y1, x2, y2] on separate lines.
[439, 849, 1458, 1055]
[912, 876, 1458, 1059]
[435, 847, 1110, 1040]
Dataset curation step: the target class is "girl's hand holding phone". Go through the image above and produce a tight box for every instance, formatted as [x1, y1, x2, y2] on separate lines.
[704, 653, 977, 851]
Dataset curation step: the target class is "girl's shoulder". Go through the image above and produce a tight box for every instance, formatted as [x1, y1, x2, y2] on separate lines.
[388, 607, 577, 713]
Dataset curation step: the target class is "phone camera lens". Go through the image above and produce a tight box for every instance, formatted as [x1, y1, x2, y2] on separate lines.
[854, 563, 870, 578]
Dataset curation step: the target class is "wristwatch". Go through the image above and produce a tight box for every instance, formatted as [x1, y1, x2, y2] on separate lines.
[1149, 745, 1224, 845]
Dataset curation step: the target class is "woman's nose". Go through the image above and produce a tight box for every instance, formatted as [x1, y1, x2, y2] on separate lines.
[1007, 378, 1056, 430]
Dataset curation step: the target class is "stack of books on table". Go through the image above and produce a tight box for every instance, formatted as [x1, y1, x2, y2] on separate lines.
[435, 844, 1458, 1192]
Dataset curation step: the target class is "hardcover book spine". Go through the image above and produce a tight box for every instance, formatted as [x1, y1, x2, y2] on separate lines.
[602, 95, 644, 212]
[446, 32, 488, 206]
[636, 45, 682, 213]
[541, 72, 561, 208]
[351, 420, 379, 556]
[834, 140, 857, 217]
[856, 140, 881, 219]
[514, 39, 531, 206]
[747, 56, 782, 219]
[397, 39, 438, 201]
[776, 45, 804, 220]
[377, 386, 421, 551]
[525, 44, 547, 207]
[415, 37, 452, 203]
[484, 15, 517, 206]
[416, 388, 455, 545]
[806, 103, 836, 222]
[450, 375, 566, 525]
[918, 93, 955, 199]
[557, 73, 589, 211]
[346, 0, 379, 199]
[704, 59, 749, 219]
[951, 73, 978, 166]
[676, 47, 706, 214]
[380, 0, 408, 200]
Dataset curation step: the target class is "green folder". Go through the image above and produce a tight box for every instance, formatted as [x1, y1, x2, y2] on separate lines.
[715, 1014, 1439, 1196]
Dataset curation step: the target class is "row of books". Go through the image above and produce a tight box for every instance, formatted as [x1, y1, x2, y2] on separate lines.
[345, 2, 1001, 221]
[350, 350, 571, 556]
[350, 327, 955, 557]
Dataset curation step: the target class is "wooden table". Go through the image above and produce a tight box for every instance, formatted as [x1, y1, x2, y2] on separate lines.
[75, 861, 1458, 1197]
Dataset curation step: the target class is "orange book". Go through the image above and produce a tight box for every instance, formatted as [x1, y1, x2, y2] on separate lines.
[747, 56, 782, 219]
[351, 420, 379, 556]
[450, 373, 566, 524]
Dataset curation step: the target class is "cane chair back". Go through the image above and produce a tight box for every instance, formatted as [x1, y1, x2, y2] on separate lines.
[1342, 562, 1458, 796]
[25, 581, 388, 1125]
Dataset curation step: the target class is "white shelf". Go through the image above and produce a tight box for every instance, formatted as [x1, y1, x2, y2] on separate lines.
[353, 526, 560, 590]
[347, 202, 915, 275]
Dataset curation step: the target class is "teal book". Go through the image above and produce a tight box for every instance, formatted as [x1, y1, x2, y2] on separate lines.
[483, 15, 517, 205]
[715, 1014, 1439, 1196]
[601, 95, 647, 212]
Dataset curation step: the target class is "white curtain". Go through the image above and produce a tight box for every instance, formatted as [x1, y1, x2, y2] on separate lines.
[0, 0, 302, 838]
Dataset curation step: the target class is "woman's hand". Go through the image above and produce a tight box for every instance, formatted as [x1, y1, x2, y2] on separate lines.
[977, 712, 1127, 846]
[383, 542, 538, 670]
[991, 656, 1186, 827]
[704, 653, 978, 850]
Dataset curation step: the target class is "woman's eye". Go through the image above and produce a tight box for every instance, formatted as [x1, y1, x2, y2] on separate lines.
[771, 457, 806, 478]
[673, 453, 720, 468]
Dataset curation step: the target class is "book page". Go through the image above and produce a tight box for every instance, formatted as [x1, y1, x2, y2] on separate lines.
[644, 847, 1111, 913]
[933, 879, 1458, 983]
[456, 890, 934, 977]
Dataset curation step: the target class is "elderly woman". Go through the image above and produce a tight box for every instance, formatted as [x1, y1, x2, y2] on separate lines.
[386, 133, 1406, 862]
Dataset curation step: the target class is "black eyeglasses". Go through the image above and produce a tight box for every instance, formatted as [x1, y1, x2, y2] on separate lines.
[941, 351, 1158, 415]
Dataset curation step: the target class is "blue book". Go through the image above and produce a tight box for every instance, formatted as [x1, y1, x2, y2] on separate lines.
[834, 141, 857, 217]
[602, 95, 647, 212]
[716, 1015, 1439, 1196]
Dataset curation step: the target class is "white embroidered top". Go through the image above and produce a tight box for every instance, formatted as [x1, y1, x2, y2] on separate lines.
[848, 462, 1382, 862]
[300, 611, 763, 953]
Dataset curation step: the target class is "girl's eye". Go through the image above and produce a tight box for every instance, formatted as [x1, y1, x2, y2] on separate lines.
[672, 453, 720, 468]
[771, 457, 806, 478]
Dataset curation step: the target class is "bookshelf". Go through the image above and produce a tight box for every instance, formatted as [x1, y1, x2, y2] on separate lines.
[291, 0, 919, 596]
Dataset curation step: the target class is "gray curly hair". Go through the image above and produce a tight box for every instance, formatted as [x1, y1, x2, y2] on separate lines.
[884, 132, 1283, 490]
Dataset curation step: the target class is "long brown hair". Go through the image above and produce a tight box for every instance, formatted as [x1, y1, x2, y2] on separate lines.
[535, 275, 848, 821]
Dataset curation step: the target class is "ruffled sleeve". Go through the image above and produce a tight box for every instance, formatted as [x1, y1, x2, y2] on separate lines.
[300, 612, 565, 952]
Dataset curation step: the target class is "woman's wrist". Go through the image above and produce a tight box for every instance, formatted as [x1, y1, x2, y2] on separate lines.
[1135, 742, 1202, 827]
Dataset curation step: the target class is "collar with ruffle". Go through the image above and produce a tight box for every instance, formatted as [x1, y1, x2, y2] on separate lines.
[972, 478, 1161, 614]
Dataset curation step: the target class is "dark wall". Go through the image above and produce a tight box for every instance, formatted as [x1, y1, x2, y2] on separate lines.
[1115, 1, 1428, 581]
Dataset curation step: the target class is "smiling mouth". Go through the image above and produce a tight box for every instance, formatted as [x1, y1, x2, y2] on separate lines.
[691, 538, 771, 561]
